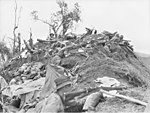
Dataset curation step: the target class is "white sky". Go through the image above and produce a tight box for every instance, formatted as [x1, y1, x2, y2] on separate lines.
[0, 0, 150, 54]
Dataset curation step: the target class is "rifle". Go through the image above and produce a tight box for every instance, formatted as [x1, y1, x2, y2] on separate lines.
[63, 86, 127, 101]
[100, 89, 147, 106]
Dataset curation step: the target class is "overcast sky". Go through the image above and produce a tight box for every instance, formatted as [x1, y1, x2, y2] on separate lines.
[0, 0, 150, 54]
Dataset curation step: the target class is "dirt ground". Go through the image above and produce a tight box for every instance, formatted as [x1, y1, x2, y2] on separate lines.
[63, 48, 150, 113]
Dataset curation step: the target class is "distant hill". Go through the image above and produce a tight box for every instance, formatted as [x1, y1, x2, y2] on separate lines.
[135, 52, 150, 57]
[135, 52, 150, 70]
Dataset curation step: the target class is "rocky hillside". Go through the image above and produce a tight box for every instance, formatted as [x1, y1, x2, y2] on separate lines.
[0, 29, 150, 112]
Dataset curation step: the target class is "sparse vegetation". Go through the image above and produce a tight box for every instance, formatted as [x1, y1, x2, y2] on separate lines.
[31, 0, 81, 39]
[0, 0, 150, 113]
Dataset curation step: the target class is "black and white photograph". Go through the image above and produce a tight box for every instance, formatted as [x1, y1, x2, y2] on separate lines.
[0, 0, 150, 112]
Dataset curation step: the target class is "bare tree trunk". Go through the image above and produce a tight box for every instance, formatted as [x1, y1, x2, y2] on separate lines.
[13, 0, 18, 55]
[13, 27, 17, 55]
[13, 0, 22, 55]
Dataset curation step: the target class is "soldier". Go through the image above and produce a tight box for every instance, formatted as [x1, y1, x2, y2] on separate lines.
[28, 36, 33, 49]
[50, 33, 55, 40]
[94, 30, 97, 34]
[40, 76, 72, 113]
[0, 76, 8, 91]
[85, 27, 93, 35]
[0, 76, 8, 112]
[47, 33, 55, 40]
[17, 33, 21, 52]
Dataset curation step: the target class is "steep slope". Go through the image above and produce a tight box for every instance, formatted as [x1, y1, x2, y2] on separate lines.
[1, 30, 150, 113]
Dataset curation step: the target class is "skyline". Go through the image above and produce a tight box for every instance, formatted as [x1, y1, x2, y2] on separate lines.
[0, 0, 150, 54]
